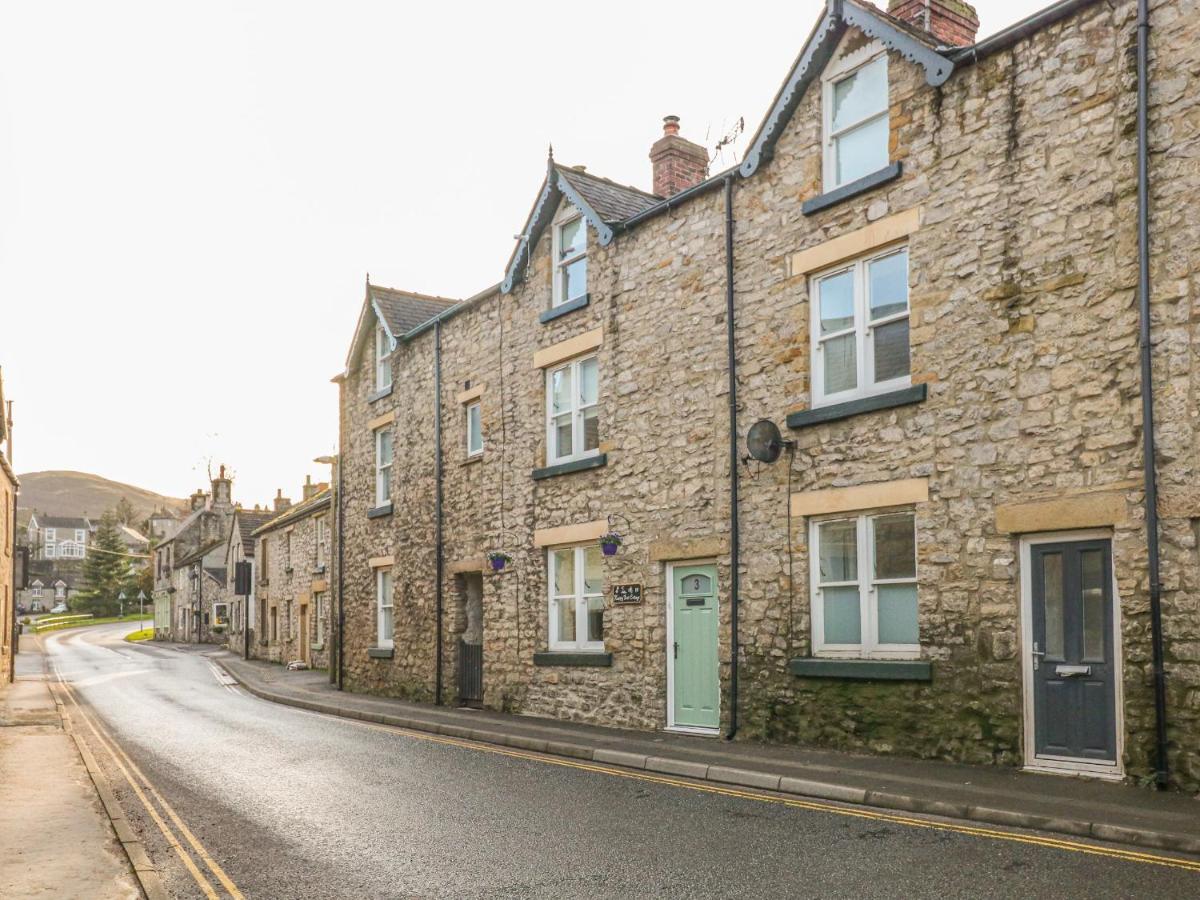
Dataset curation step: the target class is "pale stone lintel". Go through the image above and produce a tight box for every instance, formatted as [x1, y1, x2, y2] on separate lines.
[368, 555, 394, 569]
[790, 478, 930, 518]
[533, 519, 608, 548]
[649, 536, 726, 562]
[367, 410, 396, 431]
[790, 207, 921, 276]
[312, 579, 329, 592]
[296, 591, 311, 603]
[448, 556, 484, 574]
[456, 383, 485, 405]
[532, 328, 603, 370]
[995, 491, 1128, 534]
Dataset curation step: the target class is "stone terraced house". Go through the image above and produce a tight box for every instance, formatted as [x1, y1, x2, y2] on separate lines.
[216, 505, 276, 655]
[333, 0, 1200, 789]
[253, 479, 333, 668]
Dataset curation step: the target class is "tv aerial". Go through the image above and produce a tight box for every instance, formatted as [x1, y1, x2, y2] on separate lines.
[745, 419, 795, 465]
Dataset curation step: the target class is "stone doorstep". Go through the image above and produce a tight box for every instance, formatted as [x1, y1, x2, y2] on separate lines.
[214, 658, 1200, 859]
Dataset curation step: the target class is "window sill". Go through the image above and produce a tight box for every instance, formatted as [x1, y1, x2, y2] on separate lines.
[367, 502, 393, 519]
[311, 642, 325, 651]
[368, 646, 394, 659]
[533, 651, 613, 667]
[368, 384, 394, 403]
[802, 162, 903, 216]
[539, 293, 590, 324]
[532, 453, 607, 481]
[461, 454, 483, 467]
[789, 657, 931, 681]
[787, 384, 926, 430]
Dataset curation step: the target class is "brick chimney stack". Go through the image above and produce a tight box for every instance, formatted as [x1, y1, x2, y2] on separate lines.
[211, 464, 232, 510]
[650, 116, 709, 198]
[888, 0, 979, 47]
[189, 490, 207, 512]
[302, 474, 319, 501]
[273, 489, 292, 513]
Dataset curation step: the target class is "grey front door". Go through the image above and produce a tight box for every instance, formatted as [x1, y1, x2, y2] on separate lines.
[1030, 539, 1117, 763]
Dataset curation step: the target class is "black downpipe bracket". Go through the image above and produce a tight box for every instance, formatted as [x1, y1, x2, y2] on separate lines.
[724, 174, 740, 741]
[1136, 0, 1169, 789]
[434, 320, 445, 706]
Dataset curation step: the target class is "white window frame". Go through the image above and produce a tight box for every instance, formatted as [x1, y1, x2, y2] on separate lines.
[465, 401, 483, 457]
[810, 509, 919, 659]
[314, 591, 326, 644]
[55, 582, 67, 600]
[75, 529, 85, 543]
[551, 209, 587, 308]
[547, 544, 605, 652]
[822, 45, 889, 191]
[810, 244, 910, 407]
[374, 426, 393, 507]
[315, 517, 327, 569]
[375, 322, 394, 391]
[545, 354, 600, 466]
[376, 569, 394, 648]
[213, 602, 229, 627]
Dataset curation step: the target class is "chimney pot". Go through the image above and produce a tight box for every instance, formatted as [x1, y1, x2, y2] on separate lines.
[650, 115, 709, 198]
[887, 0, 979, 47]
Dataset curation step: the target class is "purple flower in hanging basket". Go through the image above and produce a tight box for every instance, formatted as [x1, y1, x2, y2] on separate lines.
[487, 551, 513, 572]
[599, 532, 623, 556]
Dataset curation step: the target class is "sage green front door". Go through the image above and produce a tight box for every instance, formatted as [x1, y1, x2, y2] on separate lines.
[671, 564, 719, 730]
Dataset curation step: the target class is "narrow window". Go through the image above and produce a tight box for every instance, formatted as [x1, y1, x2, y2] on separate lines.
[811, 510, 918, 657]
[259, 538, 268, 579]
[270, 606, 278, 642]
[553, 214, 587, 308]
[547, 545, 604, 651]
[377, 569, 394, 648]
[314, 592, 326, 644]
[825, 53, 889, 189]
[315, 517, 327, 569]
[375, 323, 393, 391]
[465, 401, 483, 457]
[811, 246, 909, 406]
[546, 355, 600, 465]
[375, 427, 393, 506]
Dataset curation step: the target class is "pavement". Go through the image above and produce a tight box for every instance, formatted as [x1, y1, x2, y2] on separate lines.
[33, 622, 1200, 898]
[215, 650, 1200, 857]
[0, 641, 144, 899]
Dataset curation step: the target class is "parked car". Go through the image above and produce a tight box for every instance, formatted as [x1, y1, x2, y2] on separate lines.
[50, 603, 69, 614]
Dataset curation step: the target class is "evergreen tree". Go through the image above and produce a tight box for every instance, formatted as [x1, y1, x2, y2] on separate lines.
[77, 511, 132, 617]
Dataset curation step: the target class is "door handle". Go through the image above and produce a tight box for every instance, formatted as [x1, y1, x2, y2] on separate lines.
[1032, 641, 1045, 671]
[1055, 664, 1091, 677]
[674, 641, 678, 660]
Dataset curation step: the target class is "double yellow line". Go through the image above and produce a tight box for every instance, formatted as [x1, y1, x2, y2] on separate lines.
[50, 667, 245, 899]
[302, 706, 1200, 875]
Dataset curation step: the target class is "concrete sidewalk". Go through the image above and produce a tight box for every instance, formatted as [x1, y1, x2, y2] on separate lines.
[0, 645, 146, 899]
[215, 652, 1200, 858]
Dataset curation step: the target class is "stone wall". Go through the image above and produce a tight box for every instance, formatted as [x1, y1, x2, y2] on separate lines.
[0, 462, 14, 683]
[256, 497, 333, 670]
[337, 0, 1200, 787]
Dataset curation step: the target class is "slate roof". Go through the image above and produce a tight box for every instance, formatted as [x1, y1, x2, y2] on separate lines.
[370, 285, 458, 337]
[32, 515, 92, 530]
[233, 509, 276, 554]
[557, 167, 659, 223]
[252, 489, 332, 537]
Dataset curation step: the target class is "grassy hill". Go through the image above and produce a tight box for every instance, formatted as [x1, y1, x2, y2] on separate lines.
[15, 470, 186, 521]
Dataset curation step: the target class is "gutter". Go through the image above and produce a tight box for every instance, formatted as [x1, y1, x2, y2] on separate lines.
[723, 174, 740, 741]
[949, 0, 1099, 65]
[434, 319, 445, 706]
[617, 165, 739, 233]
[1135, 0, 1169, 789]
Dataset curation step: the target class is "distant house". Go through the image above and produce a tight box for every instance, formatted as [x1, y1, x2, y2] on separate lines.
[117, 524, 151, 569]
[27, 514, 91, 560]
[217, 507, 276, 653]
[147, 508, 180, 542]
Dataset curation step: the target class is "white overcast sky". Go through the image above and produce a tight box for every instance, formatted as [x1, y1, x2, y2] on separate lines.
[0, 0, 1048, 507]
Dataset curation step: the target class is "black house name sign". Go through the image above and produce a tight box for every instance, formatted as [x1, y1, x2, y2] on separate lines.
[612, 583, 643, 606]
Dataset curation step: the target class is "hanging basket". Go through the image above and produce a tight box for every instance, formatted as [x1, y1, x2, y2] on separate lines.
[487, 551, 513, 572]
[599, 532, 623, 557]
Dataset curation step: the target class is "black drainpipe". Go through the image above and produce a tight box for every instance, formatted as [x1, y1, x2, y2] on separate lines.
[1136, 0, 1169, 789]
[335, 378, 346, 689]
[434, 320, 445, 706]
[724, 174, 740, 741]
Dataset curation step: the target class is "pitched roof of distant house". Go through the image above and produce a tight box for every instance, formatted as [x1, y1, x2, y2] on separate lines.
[252, 489, 332, 537]
[344, 281, 459, 370]
[118, 525, 149, 547]
[31, 514, 92, 530]
[232, 509, 276, 554]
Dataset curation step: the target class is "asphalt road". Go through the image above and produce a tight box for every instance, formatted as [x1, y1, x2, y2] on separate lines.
[42, 622, 1200, 899]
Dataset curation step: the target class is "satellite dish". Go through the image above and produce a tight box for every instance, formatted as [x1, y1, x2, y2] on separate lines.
[746, 419, 792, 464]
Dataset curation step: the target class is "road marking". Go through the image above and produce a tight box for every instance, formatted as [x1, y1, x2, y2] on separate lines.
[283, 704, 1200, 874]
[50, 665, 246, 899]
